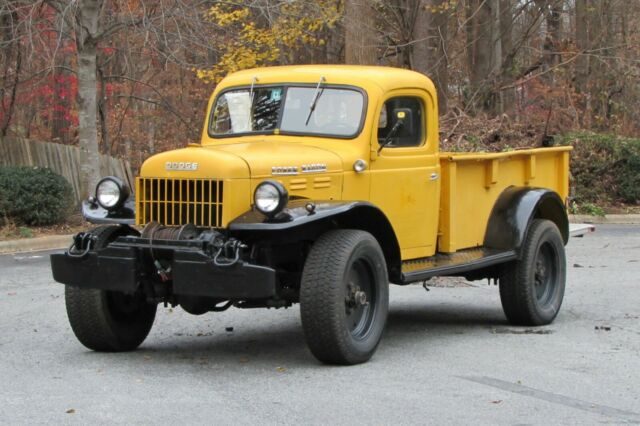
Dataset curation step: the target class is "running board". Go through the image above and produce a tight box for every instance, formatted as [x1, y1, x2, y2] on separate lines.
[401, 248, 517, 284]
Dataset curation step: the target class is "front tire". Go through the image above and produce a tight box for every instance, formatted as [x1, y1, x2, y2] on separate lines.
[300, 230, 389, 365]
[499, 219, 566, 326]
[65, 225, 157, 352]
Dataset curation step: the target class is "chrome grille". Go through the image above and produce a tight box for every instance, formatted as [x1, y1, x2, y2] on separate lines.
[136, 178, 223, 227]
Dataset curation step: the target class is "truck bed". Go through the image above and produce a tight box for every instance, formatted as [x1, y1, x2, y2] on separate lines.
[437, 146, 572, 253]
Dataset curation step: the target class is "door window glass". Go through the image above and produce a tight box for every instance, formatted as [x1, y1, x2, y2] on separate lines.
[377, 97, 424, 148]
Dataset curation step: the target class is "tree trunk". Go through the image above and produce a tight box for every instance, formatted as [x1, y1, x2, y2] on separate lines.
[412, 0, 450, 114]
[574, 0, 590, 96]
[344, 0, 378, 64]
[499, 0, 515, 112]
[490, 0, 503, 113]
[592, 0, 616, 126]
[546, 1, 562, 68]
[0, 9, 21, 137]
[466, 0, 501, 113]
[75, 0, 103, 199]
[97, 64, 110, 156]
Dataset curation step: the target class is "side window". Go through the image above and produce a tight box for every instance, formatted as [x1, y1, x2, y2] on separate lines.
[377, 97, 424, 148]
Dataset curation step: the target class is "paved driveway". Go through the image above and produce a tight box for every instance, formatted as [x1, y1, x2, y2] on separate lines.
[1, 225, 639, 424]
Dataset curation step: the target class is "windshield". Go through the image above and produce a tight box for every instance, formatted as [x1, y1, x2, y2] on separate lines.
[209, 86, 364, 138]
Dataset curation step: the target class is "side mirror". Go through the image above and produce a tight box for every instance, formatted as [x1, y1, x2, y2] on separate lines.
[377, 108, 415, 154]
[393, 108, 414, 135]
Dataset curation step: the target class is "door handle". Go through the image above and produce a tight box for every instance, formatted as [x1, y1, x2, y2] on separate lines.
[430, 173, 439, 181]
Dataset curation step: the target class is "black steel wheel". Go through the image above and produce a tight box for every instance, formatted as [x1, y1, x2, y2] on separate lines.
[300, 230, 389, 365]
[65, 225, 157, 352]
[499, 219, 566, 326]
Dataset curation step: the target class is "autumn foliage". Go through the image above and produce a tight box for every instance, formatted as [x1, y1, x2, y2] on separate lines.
[0, 0, 639, 208]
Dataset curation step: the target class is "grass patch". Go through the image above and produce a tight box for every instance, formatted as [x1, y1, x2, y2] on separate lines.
[569, 201, 606, 217]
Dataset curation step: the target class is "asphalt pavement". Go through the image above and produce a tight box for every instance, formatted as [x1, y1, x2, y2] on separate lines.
[1, 225, 639, 425]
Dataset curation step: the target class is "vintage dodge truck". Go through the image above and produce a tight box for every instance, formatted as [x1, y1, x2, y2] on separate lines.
[51, 65, 572, 365]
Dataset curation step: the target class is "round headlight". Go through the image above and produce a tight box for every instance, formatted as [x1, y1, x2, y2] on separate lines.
[254, 180, 288, 216]
[96, 176, 129, 210]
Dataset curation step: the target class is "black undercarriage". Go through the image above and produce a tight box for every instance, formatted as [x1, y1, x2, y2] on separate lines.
[51, 223, 519, 317]
[51, 224, 308, 315]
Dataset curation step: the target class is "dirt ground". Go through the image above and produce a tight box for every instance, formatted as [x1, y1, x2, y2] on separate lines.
[0, 214, 87, 241]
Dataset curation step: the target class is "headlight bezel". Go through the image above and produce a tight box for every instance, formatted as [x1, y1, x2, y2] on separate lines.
[254, 180, 288, 217]
[95, 176, 129, 211]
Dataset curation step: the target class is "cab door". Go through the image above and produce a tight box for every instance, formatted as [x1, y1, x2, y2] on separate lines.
[369, 90, 440, 260]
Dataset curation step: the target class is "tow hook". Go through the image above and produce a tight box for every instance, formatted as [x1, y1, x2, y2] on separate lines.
[213, 238, 248, 267]
[67, 232, 96, 258]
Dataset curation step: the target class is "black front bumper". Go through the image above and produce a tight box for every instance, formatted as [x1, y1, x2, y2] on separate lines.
[50, 237, 277, 300]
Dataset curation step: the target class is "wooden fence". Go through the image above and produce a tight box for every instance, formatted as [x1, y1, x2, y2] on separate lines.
[0, 137, 133, 204]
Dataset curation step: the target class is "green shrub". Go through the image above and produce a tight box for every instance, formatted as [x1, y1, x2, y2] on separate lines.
[0, 166, 73, 226]
[559, 132, 640, 205]
[18, 226, 34, 238]
[578, 202, 606, 217]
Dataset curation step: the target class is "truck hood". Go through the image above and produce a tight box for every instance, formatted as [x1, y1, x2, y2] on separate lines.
[139, 146, 250, 179]
[213, 141, 343, 178]
[139, 142, 343, 179]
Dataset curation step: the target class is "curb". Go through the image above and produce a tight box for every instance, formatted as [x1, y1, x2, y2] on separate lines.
[0, 234, 73, 255]
[569, 214, 640, 225]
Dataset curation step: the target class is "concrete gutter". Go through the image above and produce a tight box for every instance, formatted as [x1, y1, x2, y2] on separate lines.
[569, 214, 640, 224]
[0, 215, 638, 255]
[0, 234, 73, 255]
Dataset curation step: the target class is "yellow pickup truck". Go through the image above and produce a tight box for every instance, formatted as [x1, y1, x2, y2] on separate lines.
[51, 65, 572, 365]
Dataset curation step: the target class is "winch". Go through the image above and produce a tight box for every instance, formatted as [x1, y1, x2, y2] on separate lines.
[138, 221, 250, 314]
[140, 221, 247, 268]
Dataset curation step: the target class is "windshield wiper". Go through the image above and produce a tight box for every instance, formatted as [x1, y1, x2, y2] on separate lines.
[247, 76, 258, 129]
[305, 76, 326, 125]
[249, 76, 258, 102]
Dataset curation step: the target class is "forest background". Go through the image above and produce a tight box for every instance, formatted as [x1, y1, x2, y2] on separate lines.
[1, 0, 639, 214]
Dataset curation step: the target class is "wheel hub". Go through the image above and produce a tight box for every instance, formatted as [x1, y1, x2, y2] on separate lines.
[354, 290, 368, 306]
[534, 242, 558, 305]
[535, 259, 547, 285]
[346, 284, 368, 311]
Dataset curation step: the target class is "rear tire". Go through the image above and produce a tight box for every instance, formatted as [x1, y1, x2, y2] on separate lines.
[300, 230, 389, 365]
[65, 225, 157, 352]
[499, 219, 566, 326]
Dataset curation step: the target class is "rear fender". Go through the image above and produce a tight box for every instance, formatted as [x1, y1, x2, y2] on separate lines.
[484, 186, 569, 254]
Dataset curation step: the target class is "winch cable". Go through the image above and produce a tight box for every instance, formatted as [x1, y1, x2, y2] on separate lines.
[143, 222, 172, 282]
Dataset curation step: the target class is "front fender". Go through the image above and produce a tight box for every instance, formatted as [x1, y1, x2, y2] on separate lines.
[229, 200, 402, 282]
[229, 200, 370, 231]
[82, 198, 135, 225]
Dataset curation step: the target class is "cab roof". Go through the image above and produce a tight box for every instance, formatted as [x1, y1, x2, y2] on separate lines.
[216, 65, 436, 94]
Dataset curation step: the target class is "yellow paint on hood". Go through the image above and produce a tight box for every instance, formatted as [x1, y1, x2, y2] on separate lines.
[139, 146, 250, 179]
[213, 141, 343, 178]
[140, 141, 343, 180]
